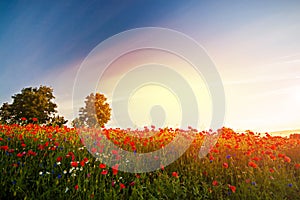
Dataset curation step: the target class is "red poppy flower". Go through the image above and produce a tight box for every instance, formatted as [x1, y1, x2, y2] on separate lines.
[91, 147, 97, 153]
[116, 155, 121, 160]
[56, 156, 62, 162]
[66, 152, 75, 161]
[251, 157, 260, 161]
[112, 150, 118, 155]
[228, 184, 236, 193]
[248, 161, 258, 168]
[172, 172, 179, 178]
[130, 181, 135, 186]
[12, 163, 18, 167]
[27, 150, 37, 156]
[101, 170, 108, 175]
[17, 153, 23, 158]
[278, 153, 285, 158]
[202, 171, 208, 176]
[71, 161, 78, 167]
[120, 183, 126, 190]
[74, 185, 79, 190]
[83, 157, 89, 163]
[112, 164, 119, 175]
[38, 144, 45, 150]
[223, 162, 229, 169]
[8, 149, 14, 153]
[212, 180, 218, 186]
[284, 156, 291, 163]
[99, 163, 106, 169]
[135, 174, 141, 178]
[269, 155, 276, 160]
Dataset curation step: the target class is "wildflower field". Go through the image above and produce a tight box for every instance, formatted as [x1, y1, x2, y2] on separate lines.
[1, 124, 300, 199]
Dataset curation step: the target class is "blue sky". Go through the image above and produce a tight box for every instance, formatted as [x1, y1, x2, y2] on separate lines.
[0, 1, 300, 132]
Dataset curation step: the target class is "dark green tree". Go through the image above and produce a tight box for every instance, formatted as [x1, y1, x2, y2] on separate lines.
[0, 102, 12, 124]
[47, 115, 68, 127]
[73, 93, 111, 128]
[0, 85, 67, 126]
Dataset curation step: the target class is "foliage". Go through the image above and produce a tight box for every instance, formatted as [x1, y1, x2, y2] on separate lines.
[0, 85, 67, 126]
[74, 93, 111, 128]
[47, 115, 68, 127]
[0, 125, 300, 199]
[0, 102, 11, 124]
[71, 117, 84, 128]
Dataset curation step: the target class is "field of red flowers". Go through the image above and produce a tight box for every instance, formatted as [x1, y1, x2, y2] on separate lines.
[1, 124, 300, 199]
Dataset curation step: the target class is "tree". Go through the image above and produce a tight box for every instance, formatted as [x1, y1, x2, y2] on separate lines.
[71, 117, 84, 128]
[73, 93, 111, 128]
[0, 85, 67, 126]
[47, 115, 68, 127]
[0, 103, 12, 124]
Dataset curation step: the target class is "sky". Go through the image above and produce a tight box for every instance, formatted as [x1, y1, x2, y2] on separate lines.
[0, 1, 299, 132]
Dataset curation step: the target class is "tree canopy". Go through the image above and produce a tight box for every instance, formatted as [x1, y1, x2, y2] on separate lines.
[0, 85, 67, 126]
[72, 93, 111, 128]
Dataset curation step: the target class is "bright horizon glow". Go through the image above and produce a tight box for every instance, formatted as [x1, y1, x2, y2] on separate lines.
[127, 84, 182, 128]
[0, 1, 299, 133]
[91, 46, 213, 130]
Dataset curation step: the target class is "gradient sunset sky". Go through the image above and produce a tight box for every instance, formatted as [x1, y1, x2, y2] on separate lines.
[0, 1, 299, 132]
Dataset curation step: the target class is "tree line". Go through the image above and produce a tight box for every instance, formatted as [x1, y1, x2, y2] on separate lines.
[0, 85, 111, 127]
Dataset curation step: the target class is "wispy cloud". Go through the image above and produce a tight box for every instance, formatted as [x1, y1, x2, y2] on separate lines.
[278, 52, 300, 60]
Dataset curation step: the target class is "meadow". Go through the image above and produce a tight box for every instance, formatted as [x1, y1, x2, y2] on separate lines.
[1, 124, 300, 199]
